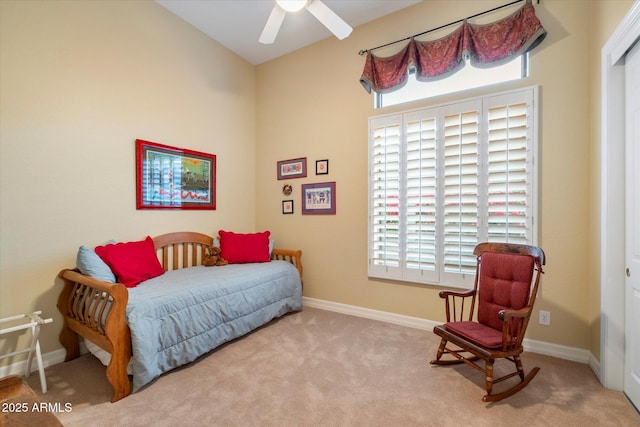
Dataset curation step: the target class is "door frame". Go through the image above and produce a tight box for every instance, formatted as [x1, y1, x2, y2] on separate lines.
[600, 0, 640, 391]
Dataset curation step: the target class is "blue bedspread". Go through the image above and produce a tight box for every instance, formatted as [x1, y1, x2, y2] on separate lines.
[125, 261, 302, 391]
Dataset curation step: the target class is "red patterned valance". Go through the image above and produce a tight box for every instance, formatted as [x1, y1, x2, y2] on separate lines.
[360, 0, 547, 94]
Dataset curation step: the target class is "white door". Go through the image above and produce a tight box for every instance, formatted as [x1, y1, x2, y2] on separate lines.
[625, 39, 640, 410]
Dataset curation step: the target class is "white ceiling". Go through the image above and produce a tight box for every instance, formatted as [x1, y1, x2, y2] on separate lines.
[155, 0, 422, 65]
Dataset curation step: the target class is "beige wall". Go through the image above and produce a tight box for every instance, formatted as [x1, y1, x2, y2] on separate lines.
[0, 0, 256, 361]
[256, 0, 634, 353]
[1, 0, 635, 367]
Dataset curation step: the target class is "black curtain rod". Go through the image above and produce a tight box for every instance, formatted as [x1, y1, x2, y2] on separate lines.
[358, 0, 536, 56]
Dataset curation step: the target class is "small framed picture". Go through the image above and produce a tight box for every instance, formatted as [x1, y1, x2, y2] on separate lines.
[302, 182, 336, 215]
[277, 157, 307, 180]
[316, 159, 329, 175]
[282, 200, 294, 214]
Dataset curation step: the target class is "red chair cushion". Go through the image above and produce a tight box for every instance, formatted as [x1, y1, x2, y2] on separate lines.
[444, 321, 504, 348]
[477, 251, 535, 332]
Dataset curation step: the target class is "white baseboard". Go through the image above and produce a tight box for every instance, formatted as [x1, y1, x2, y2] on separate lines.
[0, 342, 89, 381]
[302, 296, 439, 331]
[589, 351, 602, 381]
[0, 348, 67, 379]
[303, 296, 592, 365]
[522, 336, 590, 364]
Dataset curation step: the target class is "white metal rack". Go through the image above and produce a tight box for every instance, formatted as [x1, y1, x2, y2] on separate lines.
[0, 311, 53, 393]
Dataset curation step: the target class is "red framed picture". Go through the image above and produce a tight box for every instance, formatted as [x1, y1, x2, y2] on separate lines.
[136, 139, 216, 210]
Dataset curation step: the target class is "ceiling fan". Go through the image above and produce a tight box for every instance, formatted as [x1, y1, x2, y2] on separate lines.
[259, 0, 353, 44]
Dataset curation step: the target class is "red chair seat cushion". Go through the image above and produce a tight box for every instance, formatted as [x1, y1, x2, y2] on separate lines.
[444, 321, 504, 349]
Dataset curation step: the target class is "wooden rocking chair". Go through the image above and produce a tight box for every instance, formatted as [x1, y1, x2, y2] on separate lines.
[430, 242, 545, 402]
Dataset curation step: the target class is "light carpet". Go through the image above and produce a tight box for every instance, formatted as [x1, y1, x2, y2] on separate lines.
[26, 307, 639, 426]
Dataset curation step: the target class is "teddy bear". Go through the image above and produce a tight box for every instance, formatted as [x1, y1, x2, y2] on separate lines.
[202, 245, 228, 267]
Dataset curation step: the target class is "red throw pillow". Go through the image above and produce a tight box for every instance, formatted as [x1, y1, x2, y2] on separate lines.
[95, 236, 164, 288]
[218, 230, 271, 264]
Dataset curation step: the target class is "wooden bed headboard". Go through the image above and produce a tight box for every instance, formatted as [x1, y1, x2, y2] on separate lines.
[153, 232, 213, 271]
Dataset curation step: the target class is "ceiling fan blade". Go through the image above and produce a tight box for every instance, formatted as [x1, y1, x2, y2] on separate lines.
[306, 0, 353, 40]
[259, 5, 287, 44]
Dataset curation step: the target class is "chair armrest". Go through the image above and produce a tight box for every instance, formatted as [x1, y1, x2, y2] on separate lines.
[498, 307, 530, 320]
[438, 289, 476, 322]
[438, 289, 475, 299]
[498, 307, 532, 350]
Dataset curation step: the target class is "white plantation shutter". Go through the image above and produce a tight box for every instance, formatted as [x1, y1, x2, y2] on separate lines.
[369, 115, 402, 280]
[368, 87, 537, 288]
[442, 104, 480, 279]
[485, 92, 534, 244]
[404, 111, 438, 283]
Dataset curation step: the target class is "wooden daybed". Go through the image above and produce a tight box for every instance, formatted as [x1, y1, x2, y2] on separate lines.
[57, 232, 303, 402]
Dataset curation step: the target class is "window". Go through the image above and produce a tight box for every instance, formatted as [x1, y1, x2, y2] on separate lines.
[368, 87, 538, 288]
[376, 55, 527, 109]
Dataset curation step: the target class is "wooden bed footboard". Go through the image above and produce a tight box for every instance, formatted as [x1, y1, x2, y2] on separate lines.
[57, 232, 303, 403]
[271, 249, 303, 278]
[57, 269, 131, 402]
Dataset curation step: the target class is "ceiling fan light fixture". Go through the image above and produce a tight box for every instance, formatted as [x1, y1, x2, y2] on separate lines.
[276, 0, 307, 13]
[261, 0, 352, 45]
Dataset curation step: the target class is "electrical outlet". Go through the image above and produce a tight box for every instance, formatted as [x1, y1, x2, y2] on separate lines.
[539, 310, 551, 326]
